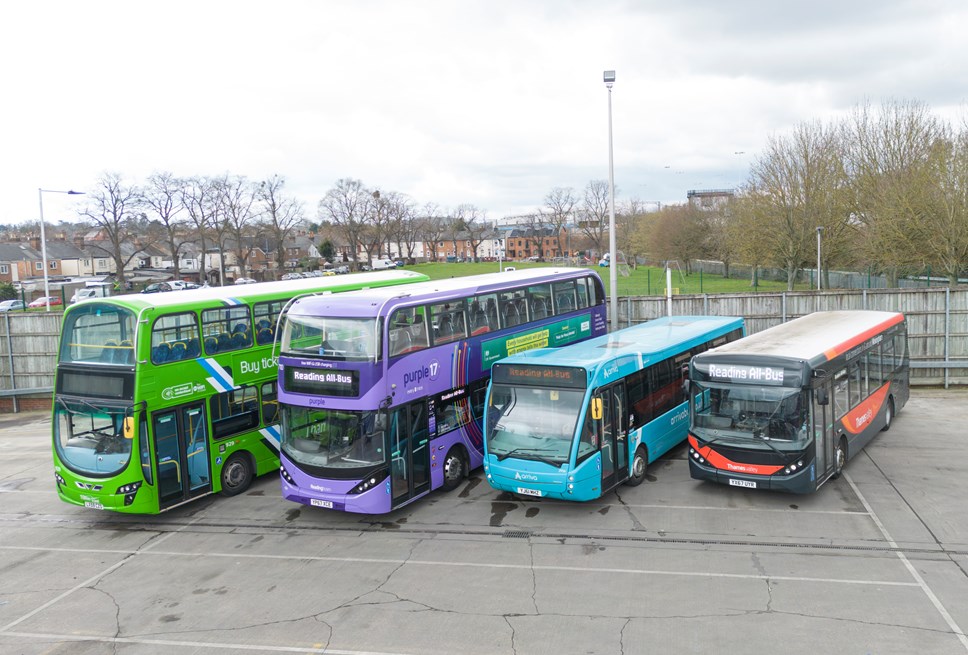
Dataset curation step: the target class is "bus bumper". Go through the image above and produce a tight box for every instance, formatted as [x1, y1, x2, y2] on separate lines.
[280, 468, 392, 514]
[54, 473, 153, 513]
[688, 459, 816, 494]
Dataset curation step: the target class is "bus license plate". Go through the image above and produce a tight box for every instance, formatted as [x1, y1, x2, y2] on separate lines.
[84, 501, 104, 510]
[310, 499, 334, 508]
[729, 479, 756, 488]
[516, 487, 542, 497]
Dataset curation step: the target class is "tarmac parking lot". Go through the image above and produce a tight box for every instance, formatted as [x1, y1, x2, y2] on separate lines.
[2, 389, 968, 654]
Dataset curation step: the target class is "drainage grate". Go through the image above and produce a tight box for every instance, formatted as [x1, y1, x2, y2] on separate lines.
[503, 530, 532, 539]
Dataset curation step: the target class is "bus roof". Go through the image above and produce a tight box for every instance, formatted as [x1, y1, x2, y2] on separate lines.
[496, 315, 744, 372]
[695, 310, 904, 367]
[287, 267, 598, 317]
[68, 270, 429, 312]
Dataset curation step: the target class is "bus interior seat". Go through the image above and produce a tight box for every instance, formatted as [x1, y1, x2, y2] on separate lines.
[170, 341, 187, 361]
[204, 336, 219, 354]
[151, 342, 171, 365]
[102, 340, 119, 362]
[216, 333, 231, 351]
[117, 340, 134, 364]
[256, 327, 273, 345]
[186, 338, 200, 358]
[437, 315, 453, 340]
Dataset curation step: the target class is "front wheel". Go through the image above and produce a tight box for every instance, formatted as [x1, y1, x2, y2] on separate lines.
[831, 439, 847, 479]
[625, 446, 648, 487]
[220, 453, 254, 496]
[441, 447, 466, 492]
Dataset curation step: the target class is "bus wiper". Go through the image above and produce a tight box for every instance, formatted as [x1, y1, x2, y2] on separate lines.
[495, 447, 560, 467]
[751, 433, 792, 461]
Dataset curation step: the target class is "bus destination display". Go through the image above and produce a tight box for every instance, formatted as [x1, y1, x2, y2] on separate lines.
[285, 367, 359, 397]
[492, 363, 586, 389]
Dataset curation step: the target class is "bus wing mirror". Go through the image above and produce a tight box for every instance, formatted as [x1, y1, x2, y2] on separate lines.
[123, 417, 134, 439]
[816, 388, 829, 406]
[591, 397, 603, 421]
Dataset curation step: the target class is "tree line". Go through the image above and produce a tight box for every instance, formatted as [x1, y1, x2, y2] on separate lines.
[632, 100, 968, 289]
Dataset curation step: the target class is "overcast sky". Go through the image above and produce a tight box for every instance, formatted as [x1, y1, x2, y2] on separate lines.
[2, 0, 966, 226]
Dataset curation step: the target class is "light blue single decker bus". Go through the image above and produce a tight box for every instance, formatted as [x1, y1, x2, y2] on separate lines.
[483, 315, 745, 501]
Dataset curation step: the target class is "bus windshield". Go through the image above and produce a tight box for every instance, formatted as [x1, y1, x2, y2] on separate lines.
[59, 304, 137, 365]
[693, 383, 808, 448]
[485, 384, 583, 465]
[282, 315, 378, 360]
[54, 399, 133, 476]
[282, 406, 385, 471]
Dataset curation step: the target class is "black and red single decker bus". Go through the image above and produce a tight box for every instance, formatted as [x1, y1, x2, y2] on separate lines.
[687, 311, 909, 493]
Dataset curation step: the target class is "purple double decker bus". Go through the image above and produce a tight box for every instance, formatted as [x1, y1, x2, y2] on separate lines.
[277, 267, 608, 513]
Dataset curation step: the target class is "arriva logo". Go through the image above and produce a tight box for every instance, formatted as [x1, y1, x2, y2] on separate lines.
[514, 471, 539, 481]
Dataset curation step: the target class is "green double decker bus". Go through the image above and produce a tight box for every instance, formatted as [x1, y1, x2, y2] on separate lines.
[52, 270, 428, 514]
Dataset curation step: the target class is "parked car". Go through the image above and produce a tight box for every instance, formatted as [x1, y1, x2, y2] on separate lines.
[142, 282, 173, 294]
[394, 260, 405, 268]
[0, 299, 26, 312]
[335, 265, 350, 275]
[281, 272, 302, 281]
[234, 277, 257, 285]
[28, 296, 63, 308]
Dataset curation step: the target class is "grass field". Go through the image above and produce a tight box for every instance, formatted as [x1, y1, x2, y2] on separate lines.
[402, 261, 807, 297]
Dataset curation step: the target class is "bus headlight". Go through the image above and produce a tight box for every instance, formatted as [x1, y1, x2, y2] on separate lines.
[783, 460, 805, 475]
[349, 470, 388, 495]
[280, 466, 295, 485]
[116, 481, 142, 495]
[54, 472, 65, 486]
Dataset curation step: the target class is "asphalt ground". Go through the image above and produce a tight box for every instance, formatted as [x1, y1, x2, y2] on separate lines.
[1, 389, 967, 655]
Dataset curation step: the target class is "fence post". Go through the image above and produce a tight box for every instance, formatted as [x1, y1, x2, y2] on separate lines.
[4, 313, 16, 413]
[946, 287, 951, 389]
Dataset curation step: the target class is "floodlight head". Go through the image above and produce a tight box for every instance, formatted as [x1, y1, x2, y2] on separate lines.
[603, 70, 615, 87]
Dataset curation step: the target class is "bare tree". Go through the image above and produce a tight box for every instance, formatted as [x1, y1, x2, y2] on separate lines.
[647, 204, 708, 273]
[220, 175, 259, 279]
[142, 171, 187, 278]
[745, 119, 849, 289]
[520, 213, 547, 258]
[259, 174, 304, 278]
[843, 99, 945, 285]
[453, 204, 489, 261]
[922, 125, 968, 284]
[319, 178, 369, 268]
[544, 187, 578, 257]
[419, 203, 447, 261]
[180, 176, 220, 284]
[578, 180, 611, 257]
[78, 173, 146, 288]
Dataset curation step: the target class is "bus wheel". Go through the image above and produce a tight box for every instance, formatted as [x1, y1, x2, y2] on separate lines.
[881, 398, 895, 432]
[441, 448, 466, 492]
[220, 453, 253, 496]
[832, 439, 847, 479]
[625, 446, 648, 487]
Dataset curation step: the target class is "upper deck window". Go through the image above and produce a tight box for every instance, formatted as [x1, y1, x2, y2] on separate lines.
[282, 315, 379, 360]
[59, 304, 137, 365]
[151, 313, 200, 364]
[202, 306, 252, 355]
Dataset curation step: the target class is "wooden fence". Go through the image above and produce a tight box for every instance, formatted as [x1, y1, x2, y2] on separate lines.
[0, 287, 965, 412]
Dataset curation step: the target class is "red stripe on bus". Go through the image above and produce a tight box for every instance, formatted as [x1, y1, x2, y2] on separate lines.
[688, 435, 784, 476]
[840, 383, 890, 435]
[822, 313, 904, 361]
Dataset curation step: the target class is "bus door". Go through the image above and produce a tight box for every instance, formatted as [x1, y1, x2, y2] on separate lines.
[599, 381, 629, 491]
[389, 402, 431, 507]
[813, 385, 835, 484]
[151, 403, 212, 509]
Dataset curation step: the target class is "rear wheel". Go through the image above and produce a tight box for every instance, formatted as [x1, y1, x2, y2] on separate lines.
[441, 447, 466, 492]
[625, 446, 648, 487]
[220, 453, 253, 496]
[881, 398, 895, 432]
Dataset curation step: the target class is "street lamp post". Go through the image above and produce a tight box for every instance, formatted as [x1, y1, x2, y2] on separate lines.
[816, 226, 824, 290]
[38, 188, 84, 311]
[604, 69, 617, 332]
